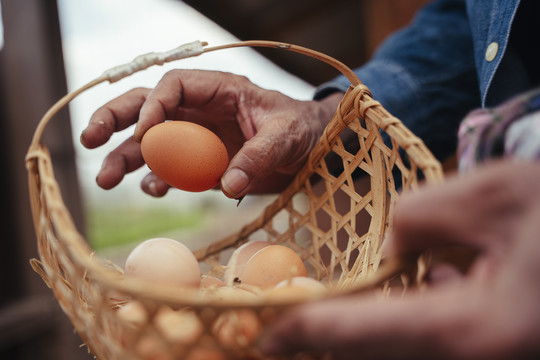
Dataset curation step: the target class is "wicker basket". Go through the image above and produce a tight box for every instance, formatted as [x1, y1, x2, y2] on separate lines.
[25, 40, 443, 360]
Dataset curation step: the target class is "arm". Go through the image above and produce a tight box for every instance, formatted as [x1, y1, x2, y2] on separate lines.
[81, 0, 477, 198]
[317, 0, 481, 163]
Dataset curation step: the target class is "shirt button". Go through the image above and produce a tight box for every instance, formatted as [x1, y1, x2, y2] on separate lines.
[485, 42, 499, 62]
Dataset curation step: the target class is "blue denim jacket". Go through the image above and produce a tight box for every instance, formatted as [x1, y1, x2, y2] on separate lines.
[315, 0, 529, 162]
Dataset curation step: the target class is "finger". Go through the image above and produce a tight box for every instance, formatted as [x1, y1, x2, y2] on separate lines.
[134, 69, 238, 142]
[81, 88, 150, 149]
[140, 172, 170, 197]
[260, 287, 476, 360]
[96, 136, 145, 189]
[388, 161, 540, 262]
[389, 186, 471, 259]
[386, 166, 507, 260]
[220, 119, 306, 199]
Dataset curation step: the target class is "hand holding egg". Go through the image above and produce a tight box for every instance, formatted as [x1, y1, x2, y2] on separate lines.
[81, 69, 335, 198]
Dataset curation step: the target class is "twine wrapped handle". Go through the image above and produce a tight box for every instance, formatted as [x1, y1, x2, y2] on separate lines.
[102, 41, 207, 83]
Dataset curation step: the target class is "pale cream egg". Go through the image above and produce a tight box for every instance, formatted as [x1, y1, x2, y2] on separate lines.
[123, 238, 201, 288]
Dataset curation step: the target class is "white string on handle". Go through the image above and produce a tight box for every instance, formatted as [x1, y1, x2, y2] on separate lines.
[101, 40, 207, 83]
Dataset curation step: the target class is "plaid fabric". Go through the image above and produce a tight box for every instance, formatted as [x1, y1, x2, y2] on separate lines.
[457, 87, 540, 172]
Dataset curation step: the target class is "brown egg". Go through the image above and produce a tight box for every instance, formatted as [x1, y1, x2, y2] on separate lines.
[124, 238, 201, 288]
[202, 286, 260, 302]
[133, 307, 205, 360]
[141, 121, 229, 192]
[224, 241, 271, 282]
[265, 277, 327, 301]
[240, 245, 307, 289]
[154, 306, 203, 345]
[264, 286, 314, 301]
[212, 310, 261, 348]
[274, 276, 327, 291]
[116, 300, 148, 327]
[115, 301, 149, 351]
[136, 334, 173, 360]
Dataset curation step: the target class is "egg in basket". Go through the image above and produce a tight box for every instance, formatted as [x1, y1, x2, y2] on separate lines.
[25, 40, 443, 360]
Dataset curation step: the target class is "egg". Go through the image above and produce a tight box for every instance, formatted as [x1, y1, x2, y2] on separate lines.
[141, 121, 229, 192]
[240, 245, 307, 289]
[154, 306, 203, 345]
[200, 275, 226, 289]
[124, 238, 201, 288]
[116, 300, 148, 327]
[264, 276, 327, 301]
[201, 286, 260, 302]
[115, 301, 149, 350]
[135, 334, 173, 360]
[212, 310, 261, 348]
[274, 276, 327, 291]
[224, 241, 271, 282]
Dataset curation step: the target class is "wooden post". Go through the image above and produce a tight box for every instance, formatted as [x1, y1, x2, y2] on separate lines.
[0, 0, 91, 358]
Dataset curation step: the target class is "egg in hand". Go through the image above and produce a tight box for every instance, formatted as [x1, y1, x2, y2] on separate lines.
[141, 121, 229, 192]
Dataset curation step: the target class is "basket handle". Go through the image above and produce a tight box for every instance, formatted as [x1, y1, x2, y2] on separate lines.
[26, 40, 362, 155]
[204, 40, 362, 86]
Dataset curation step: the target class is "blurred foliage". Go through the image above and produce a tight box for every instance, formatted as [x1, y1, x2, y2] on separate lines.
[86, 205, 204, 250]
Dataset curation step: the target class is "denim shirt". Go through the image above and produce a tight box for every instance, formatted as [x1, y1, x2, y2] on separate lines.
[315, 0, 529, 163]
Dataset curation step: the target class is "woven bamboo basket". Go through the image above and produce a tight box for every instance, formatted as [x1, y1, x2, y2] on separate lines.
[25, 40, 443, 360]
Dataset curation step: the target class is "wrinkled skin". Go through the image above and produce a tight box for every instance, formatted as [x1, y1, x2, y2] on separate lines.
[259, 161, 540, 360]
[80, 69, 342, 198]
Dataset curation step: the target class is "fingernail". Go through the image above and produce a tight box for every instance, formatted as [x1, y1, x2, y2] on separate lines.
[221, 168, 249, 198]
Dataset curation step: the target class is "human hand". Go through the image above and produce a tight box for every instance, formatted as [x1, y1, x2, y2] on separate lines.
[80, 69, 343, 198]
[259, 160, 540, 360]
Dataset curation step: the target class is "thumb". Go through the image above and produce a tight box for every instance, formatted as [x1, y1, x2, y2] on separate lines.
[259, 287, 478, 359]
[220, 122, 312, 198]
